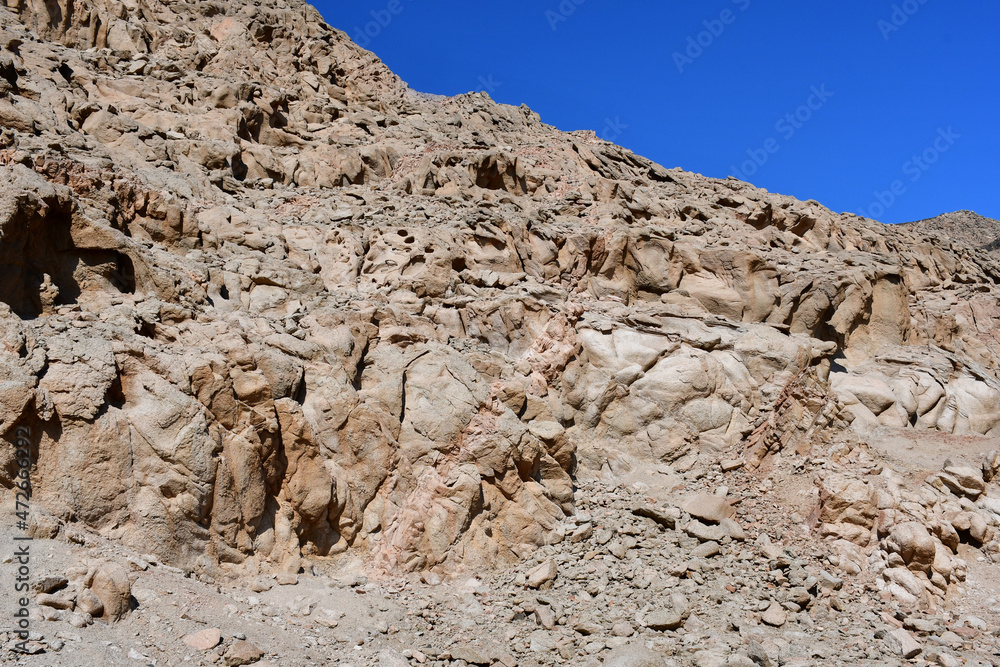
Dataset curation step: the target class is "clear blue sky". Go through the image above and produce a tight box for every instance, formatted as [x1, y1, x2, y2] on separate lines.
[313, 1, 999, 224]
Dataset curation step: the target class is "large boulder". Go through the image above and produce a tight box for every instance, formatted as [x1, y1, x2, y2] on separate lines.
[88, 561, 132, 622]
[884, 523, 936, 573]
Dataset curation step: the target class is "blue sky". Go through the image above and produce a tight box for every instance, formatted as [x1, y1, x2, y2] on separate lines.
[313, 1, 1000, 224]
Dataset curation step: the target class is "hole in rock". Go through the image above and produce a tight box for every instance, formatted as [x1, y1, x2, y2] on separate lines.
[0, 203, 138, 317]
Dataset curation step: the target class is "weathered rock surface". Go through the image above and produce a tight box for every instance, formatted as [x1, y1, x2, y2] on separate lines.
[2, 0, 1000, 583]
[1, 1, 1000, 664]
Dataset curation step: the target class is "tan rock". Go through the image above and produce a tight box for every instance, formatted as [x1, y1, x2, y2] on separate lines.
[681, 494, 735, 524]
[75, 589, 104, 618]
[35, 593, 73, 610]
[224, 640, 264, 666]
[5, 0, 1000, 592]
[885, 523, 936, 573]
[761, 602, 787, 627]
[183, 627, 222, 651]
[885, 628, 922, 659]
[526, 560, 558, 588]
[89, 562, 132, 622]
[603, 642, 669, 667]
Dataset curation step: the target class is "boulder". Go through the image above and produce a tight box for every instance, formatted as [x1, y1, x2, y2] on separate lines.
[88, 562, 132, 622]
[885, 523, 936, 573]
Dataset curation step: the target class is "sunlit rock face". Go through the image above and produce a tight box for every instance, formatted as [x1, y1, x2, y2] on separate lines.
[2, 0, 1000, 588]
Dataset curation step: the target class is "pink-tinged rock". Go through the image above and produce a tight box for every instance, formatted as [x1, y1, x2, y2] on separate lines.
[183, 627, 222, 651]
[761, 602, 787, 627]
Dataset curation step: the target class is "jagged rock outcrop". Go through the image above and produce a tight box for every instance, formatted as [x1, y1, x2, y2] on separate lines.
[2, 0, 1000, 594]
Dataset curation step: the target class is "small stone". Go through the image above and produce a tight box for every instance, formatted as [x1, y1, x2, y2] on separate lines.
[885, 628, 922, 658]
[13, 641, 44, 654]
[603, 642, 667, 667]
[631, 505, 679, 529]
[608, 541, 629, 559]
[420, 571, 443, 586]
[685, 520, 726, 543]
[526, 560, 557, 588]
[90, 561, 132, 622]
[570, 523, 594, 543]
[747, 641, 771, 667]
[33, 576, 69, 594]
[449, 646, 489, 665]
[691, 541, 721, 559]
[36, 593, 74, 610]
[573, 618, 604, 635]
[691, 650, 728, 667]
[818, 570, 844, 591]
[535, 605, 556, 629]
[681, 493, 735, 524]
[932, 651, 962, 667]
[611, 620, 635, 637]
[721, 458, 745, 472]
[761, 603, 787, 627]
[224, 639, 263, 666]
[645, 609, 687, 632]
[183, 627, 222, 651]
[126, 557, 149, 574]
[250, 577, 274, 592]
[275, 573, 298, 586]
[595, 528, 615, 545]
[719, 518, 746, 541]
[67, 612, 92, 628]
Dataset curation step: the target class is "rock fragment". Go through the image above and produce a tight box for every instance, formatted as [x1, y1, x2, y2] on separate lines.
[526, 560, 558, 589]
[682, 494, 735, 523]
[183, 628, 222, 651]
[885, 628, 922, 659]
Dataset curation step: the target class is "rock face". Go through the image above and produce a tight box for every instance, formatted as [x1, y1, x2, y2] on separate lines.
[1, 0, 1000, 593]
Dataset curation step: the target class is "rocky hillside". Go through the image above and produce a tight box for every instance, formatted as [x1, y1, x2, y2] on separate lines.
[2, 0, 1000, 664]
[903, 210, 1000, 255]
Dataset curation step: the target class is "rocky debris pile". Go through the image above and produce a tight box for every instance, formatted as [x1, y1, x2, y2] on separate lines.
[814, 448, 1000, 610]
[33, 559, 133, 626]
[10, 450, 1000, 665]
